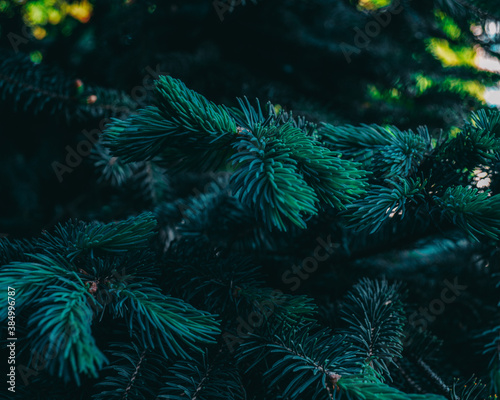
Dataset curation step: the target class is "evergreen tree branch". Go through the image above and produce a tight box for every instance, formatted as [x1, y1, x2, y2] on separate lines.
[436, 186, 500, 240]
[236, 324, 360, 399]
[27, 284, 107, 385]
[319, 124, 431, 179]
[158, 350, 246, 400]
[38, 212, 158, 260]
[103, 76, 367, 231]
[340, 279, 406, 380]
[109, 283, 220, 359]
[0, 253, 79, 312]
[344, 178, 427, 234]
[0, 50, 136, 120]
[336, 372, 448, 400]
[93, 342, 166, 400]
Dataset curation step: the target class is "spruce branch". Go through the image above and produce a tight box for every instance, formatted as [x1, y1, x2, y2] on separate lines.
[230, 124, 320, 231]
[38, 212, 158, 260]
[436, 186, 500, 240]
[73, 212, 158, 255]
[227, 96, 316, 137]
[90, 143, 141, 187]
[340, 279, 406, 380]
[435, 109, 500, 175]
[0, 214, 220, 387]
[449, 377, 490, 400]
[251, 122, 367, 209]
[103, 75, 238, 170]
[93, 342, 166, 400]
[155, 75, 238, 140]
[109, 283, 220, 359]
[236, 324, 359, 399]
[336, 372, 448, 400]
[164, 242, 316, 323]
[320, 124, 431, 179]
[470, 109, 500, 136]
[0, 237, 36, 265]
[104, 76, 367, 231]
[0, 253, 79, 312]
[0, 50, 136, 120]
[175, 179, 276, 251]
[0, 254, 105, 384]
[344, 178, 427, 234]
[158, 350, 246, 400]
[27, 285, 107, 385]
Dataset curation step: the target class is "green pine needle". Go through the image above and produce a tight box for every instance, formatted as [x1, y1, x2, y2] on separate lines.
[437, 186, 500, 240]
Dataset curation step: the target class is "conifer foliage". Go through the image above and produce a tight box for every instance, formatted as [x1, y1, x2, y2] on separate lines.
[2, 0, 500, 399]
[2, 73, 500, 399]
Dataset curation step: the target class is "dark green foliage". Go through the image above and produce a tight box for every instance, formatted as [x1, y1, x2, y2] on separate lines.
[340, 279, 406, 380]
[320, 108, 500, 242]
[0, 237, 35, 265]
[227, 97, 317, 137]
[174, 178, 277, 251]
[230, 123, 321, 230]
[3, 0, 500, 398]
[1, 253, 81, 310]
[336, 372, 448, 400]
[0, 50, 136, 120]
[437, 186, 500, 240]
[37, 212, 158, 259]
[154, 75, 238, 142]
[0, 214, 220, 386]
[4, 89, 500, 399]
[90, 143, 142, 187]
[436, 111, 500, 171]
[93, 342, 167, 400]
[104, 76, 367, 231]
[4, 88, 500, 399]
[27, 285, 106, 385]
[320, 124, 432, 179]
[103, 75, 238, 170]
[158, 351, 246, 400]
[164, 240, 317, 324]
[236, 324, 359, 399]
[449, 377, 491, 400]
[344, 178, 428, 234]
[109, 282, 220, 359]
